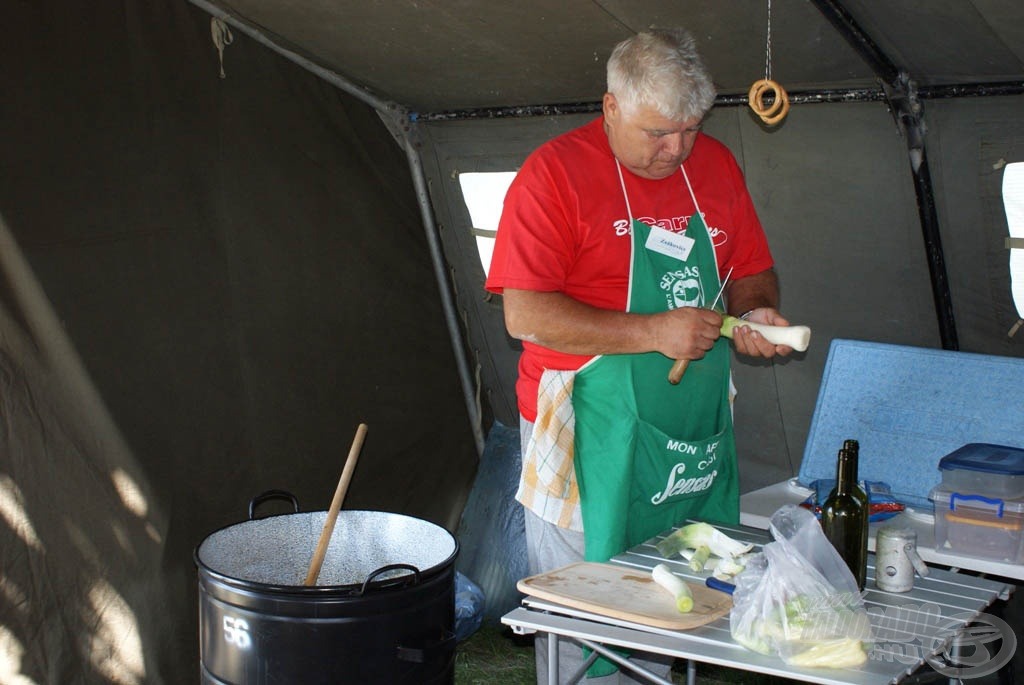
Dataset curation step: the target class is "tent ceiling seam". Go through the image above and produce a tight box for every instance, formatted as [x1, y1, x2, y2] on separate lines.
[588, 0, 634, 35]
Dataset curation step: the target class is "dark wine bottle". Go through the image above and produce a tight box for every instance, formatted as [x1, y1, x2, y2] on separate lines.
[821, 443, 868, 590]
[842, 439, 870, 590]
[843, 439, 871, 516]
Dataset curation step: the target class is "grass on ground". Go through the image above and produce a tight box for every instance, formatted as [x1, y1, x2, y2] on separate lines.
[454, 621, 798, 684]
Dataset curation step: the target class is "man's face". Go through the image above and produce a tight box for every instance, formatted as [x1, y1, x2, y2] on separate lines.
[603, 93, 702, 180]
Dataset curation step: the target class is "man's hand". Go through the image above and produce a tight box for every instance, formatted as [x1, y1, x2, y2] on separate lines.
[729, 308, 793, 359]
[724, 268, 791, 360]
[650, 306, 724, 361]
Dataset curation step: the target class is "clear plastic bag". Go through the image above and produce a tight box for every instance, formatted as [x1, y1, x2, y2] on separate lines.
[730, 505, 873, 668]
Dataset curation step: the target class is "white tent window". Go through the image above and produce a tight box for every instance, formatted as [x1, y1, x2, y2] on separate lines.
[1005, 162, 1024, 335]
[457, 171, 517, 275]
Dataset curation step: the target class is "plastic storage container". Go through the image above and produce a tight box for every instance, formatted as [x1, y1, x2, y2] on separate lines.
[938, 443, 1024, 499]
[930, 487, 1024, 563]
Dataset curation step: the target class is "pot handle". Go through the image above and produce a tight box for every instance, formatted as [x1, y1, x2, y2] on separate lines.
[248, 490, 300, 520]
[396, 630, 456, 665]
[357, 563, 421, 595]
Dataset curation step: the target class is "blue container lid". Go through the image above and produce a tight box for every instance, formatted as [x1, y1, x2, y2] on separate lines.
[939, 443, 1024, 475]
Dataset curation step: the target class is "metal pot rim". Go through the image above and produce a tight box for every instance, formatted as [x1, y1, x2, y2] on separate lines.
[194, 509, 458, 591]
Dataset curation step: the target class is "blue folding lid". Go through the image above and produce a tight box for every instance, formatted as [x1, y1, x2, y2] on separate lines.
[939, 443, 1024, 475]
[797, 339, 1024, 510]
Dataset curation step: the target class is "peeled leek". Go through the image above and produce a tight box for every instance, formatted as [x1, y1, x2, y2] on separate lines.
[720, 315, 811, 352]
[651, 563, 694, 613]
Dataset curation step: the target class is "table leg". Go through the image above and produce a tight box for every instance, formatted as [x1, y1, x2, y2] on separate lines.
[574, 637, 676, 685]
[566, 650, 600, 685]
[687, 658, 696, 685]
[549, 633, 559, 685]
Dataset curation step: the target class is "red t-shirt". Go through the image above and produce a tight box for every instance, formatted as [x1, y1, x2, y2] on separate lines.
[485, 116, 774, 421]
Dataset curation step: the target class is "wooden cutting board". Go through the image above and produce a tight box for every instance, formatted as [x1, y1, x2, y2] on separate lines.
[517, 561, 732, 630]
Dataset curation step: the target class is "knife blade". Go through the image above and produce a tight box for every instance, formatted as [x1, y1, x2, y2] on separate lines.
[667, 267, 733, 384]
[707, 267, 733, 313]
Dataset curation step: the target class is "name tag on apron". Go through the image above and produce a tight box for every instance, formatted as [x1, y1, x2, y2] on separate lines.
[645, 225, 694, 262]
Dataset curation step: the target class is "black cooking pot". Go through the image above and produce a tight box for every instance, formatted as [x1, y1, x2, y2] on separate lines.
[194, 491, 459, 684]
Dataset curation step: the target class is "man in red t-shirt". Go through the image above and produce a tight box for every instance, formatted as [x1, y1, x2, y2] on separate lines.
[486, 28, 794, 682]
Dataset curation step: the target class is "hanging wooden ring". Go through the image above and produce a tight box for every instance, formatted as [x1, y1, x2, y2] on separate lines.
[747, 79, 790, 126]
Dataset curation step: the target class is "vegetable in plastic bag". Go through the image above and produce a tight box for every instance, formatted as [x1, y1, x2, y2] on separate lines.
[729, 505, 872, 668]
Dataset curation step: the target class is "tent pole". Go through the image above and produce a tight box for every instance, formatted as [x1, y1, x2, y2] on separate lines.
[808, 0, 899, 83]
[810, 0, 958, 350]
[413, 81, 1023, 122]
[402, 138, 487, 455]
[188, 0, 486, 455]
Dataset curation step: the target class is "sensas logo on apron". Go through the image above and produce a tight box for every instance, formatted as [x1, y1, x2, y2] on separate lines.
[650, 436, 724, 505]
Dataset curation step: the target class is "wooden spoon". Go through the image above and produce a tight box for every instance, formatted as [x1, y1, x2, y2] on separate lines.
[303, 422, 368, 586]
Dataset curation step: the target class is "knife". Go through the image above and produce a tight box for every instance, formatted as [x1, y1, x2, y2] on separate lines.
[667, 267, 733, 385]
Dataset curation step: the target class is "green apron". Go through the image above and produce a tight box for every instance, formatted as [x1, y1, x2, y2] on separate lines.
[574, 166, 739, 564]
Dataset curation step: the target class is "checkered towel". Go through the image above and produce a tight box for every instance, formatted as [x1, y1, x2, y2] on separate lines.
[516, 369, 582, 530]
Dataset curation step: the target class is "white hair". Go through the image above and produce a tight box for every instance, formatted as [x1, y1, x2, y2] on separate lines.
[607, 28, 717, 122]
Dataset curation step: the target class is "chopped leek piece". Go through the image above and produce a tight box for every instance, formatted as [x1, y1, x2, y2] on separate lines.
[651, 563, 694, 613]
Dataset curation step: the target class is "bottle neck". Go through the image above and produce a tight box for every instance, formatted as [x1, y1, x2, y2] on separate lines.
[835, 449, 857, 494]
[843, 439, 860, 475]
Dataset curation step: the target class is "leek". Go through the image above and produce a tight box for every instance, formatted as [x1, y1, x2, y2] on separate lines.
[787, 639, 868, 668]
[651, 563, 694, 613]
[656, 522, 754, 559]
[688, 544, 712, 573]
[712, 553, 751, 580]
[720, 315, 811, 352]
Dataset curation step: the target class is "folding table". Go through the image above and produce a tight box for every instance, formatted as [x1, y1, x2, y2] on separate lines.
[502, 521, 1014, 685]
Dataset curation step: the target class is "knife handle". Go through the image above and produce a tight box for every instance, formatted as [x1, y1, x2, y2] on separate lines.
[668, 358, 689, 384]
[705, 577, 736, 595]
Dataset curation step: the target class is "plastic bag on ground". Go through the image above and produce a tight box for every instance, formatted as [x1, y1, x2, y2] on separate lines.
[454, 571, 486, 642]
[729, 505, 873, 668]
